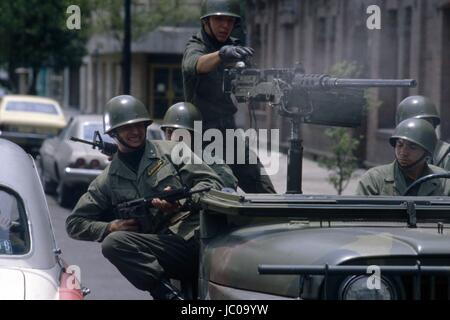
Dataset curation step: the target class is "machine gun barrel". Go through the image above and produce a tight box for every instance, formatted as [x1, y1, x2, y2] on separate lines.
[223, 65, 419, 195]
[292, 74, 417, 89]
[331, 78, 416, 87]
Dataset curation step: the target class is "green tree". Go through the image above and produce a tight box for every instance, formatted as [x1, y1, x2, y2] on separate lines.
[317, 61, 365, 195]
[90, 0, 200, 43]
[0, 0, 91, 94]
[318, 127, 360, 195]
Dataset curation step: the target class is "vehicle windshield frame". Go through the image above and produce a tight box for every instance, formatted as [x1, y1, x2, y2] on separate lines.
[200, 190, 450, 224]
[0, 185, 31, 256]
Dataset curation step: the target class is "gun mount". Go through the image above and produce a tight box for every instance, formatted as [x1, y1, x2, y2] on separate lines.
[224, 65, 417, 194]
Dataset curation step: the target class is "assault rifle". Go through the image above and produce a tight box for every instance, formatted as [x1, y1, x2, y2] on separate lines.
[223, 63, 417, 194]
[116, 186, 212, 219]
[70, 130, 118, 157]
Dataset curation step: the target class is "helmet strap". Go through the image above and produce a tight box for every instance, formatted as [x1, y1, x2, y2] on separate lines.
[396, 152, 429, 170]
[203, 18, 221, 44]
[113, 130, 145, 151]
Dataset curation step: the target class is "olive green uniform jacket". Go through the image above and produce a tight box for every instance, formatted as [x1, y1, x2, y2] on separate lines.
[66, 140, 223, 242]
[182, 29, 239, 122]
[434, 140, 450, 171]
[356, 161, 450, 196]
[182, 30, 276, 194]
[209, 163, 238, 189]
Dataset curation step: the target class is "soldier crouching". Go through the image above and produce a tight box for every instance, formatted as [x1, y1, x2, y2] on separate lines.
[65, 95, 223, 300]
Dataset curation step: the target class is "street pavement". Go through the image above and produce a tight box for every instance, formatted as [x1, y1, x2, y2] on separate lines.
[261, 150, 364, 195]
[47, 195, 152, 300]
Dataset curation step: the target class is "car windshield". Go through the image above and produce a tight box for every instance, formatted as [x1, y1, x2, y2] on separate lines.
[0, 187, 30, 255]
[5, 100, 58, 115]
[82, 122, 114, 143]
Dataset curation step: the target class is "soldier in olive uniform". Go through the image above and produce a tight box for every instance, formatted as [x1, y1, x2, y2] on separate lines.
[161, 102, 238, 190]
[396, 95, 450, 171]
[66, 95, 223, 300]
[356, 118, 450, 196]
[182, 0, 276, 194]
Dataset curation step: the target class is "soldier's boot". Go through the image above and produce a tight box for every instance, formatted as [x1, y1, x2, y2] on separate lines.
[150, 279, 184, 300]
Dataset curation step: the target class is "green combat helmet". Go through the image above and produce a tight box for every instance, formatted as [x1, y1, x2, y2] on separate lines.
[161, 102, 202, 132]
[389, 118, 437, 155]
[104, 95, 152, 135]
[200, 0, 241, 21]
[396, 95, 440, 127]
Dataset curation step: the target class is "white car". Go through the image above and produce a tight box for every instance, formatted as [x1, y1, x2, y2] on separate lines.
[0, 138, 87, 299]
[38, 115, 112, 208]
[0, 95, 66, 155]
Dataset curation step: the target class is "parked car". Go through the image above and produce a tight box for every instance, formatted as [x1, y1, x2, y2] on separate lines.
[0, 138, 88, 299]
[38, 115, 112, 208]
[0, 95, 66, 155]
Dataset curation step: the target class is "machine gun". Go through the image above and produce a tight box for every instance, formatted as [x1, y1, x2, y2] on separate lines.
[116, 186, 212, 219]
[70, 130, 118, 157]
[223, 64, 417, 194]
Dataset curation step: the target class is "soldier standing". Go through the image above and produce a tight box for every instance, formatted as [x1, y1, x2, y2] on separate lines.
[182, 0, 276, 193]
[66, 95, 223, 299]
[356, 118, 450, 196]
[396, 95, 450, 171]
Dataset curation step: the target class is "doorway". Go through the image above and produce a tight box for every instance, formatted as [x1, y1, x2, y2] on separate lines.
[148, 64, 184, 120]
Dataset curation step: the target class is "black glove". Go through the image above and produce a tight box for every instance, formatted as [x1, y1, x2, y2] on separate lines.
[219, 45, 254, 63]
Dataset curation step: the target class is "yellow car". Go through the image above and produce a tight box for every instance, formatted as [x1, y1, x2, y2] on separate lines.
[0, 95, 67, 154]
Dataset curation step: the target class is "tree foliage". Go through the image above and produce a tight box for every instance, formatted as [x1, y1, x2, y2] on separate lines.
[0, 0, 91, 93]
[317, 61, 363, 195]
[318, 127, 360, 195]
[90, 0, 200, 43]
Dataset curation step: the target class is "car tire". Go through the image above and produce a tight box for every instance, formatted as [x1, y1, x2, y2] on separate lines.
[57, 181, 74, 208]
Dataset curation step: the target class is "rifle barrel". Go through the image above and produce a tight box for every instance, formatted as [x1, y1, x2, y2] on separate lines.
[116, 187, 212, 210]
[70, 137, 95, 146]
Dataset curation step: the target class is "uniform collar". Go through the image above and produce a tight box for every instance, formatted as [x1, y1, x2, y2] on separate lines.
[109, 140, 160, 180]
[386, 161, 440, 195]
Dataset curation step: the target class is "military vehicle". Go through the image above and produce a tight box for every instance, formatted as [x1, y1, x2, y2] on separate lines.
[193, 65, 450, 300]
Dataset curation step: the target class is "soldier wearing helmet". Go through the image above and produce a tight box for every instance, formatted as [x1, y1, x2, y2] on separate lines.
[396, 95, 450, 171]
[66, 95, 223, 300]
[161, 102, 238, 190]
[181, 0, 275, 194]
[356, 118, 450, 196]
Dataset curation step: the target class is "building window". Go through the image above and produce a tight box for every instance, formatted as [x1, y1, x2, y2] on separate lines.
[378, 9, 399, 129]
[314, 17, 327, 72]
[148, 64, 184, 119]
